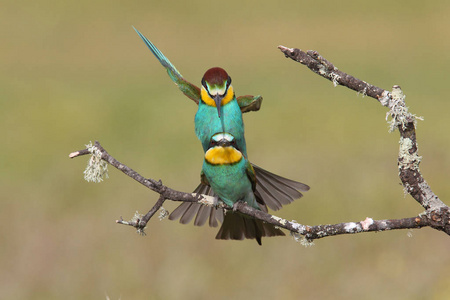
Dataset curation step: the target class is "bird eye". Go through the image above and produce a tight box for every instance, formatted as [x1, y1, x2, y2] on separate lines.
[209, 139, 218, 148]
[201, 78, 206, 88]
[229, 139, 238, 149]
[226, 76, 232, 88]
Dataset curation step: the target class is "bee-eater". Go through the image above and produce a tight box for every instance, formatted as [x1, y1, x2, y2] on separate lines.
[202, 132, 284, 244]
[169, 66, 309, 233]
[133, 26, 262, 113]
[195, 67, 246, 155]
[133, 27, 310, 232]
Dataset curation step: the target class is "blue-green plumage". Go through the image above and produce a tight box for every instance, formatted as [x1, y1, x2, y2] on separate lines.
[133, 26, 180, 78]
[203, 160, 254, 208]
[133, 27, 263, 111]
[134, 28, 311, 243]
[195, 94, 247, 155]
[195, 67, 248, 157]
[202, 155, 254, 208]
[132, 26, 200, 102]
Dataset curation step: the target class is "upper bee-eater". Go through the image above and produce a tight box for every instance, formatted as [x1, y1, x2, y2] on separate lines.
[133, 26, 262, 113]
[134, 27, 310, 237]
[195, 67, 246, 155]
[202, 132, 284, 244]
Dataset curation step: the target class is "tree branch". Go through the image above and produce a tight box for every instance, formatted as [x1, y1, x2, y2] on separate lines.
[69, 46, 450, 242]
[277, 45, 388, 101]
[70, 133, 449, 241]
[278, 45, 450, 236]
[116, 194, 167, 235]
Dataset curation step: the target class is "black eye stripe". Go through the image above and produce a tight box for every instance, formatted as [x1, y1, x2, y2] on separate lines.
[208, 139, 218, 149]
[226, 76, 232, 88]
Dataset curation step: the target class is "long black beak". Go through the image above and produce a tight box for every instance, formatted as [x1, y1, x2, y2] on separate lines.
[213, 94, 222, 118]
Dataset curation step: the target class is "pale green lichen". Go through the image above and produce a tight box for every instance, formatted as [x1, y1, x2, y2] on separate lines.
[300, 238, 315, 247]
[398, 137, 422, 170]
[418, 181, 446, 210]
[402, 185, 410, 197]
[379, 90, 391, 107]
[83, 142, 109, 183]
[290, 232, 315, 247]
[317, 64, 340, 87]
[271, 215, 287, 226]
[131, 211, 147, 236]
[357, 87, 368, 98]
[290, 220, 306, 233]
[290, 221, 314, 247]
[158, 207, 169, 221]
[317, 64, 327, 77]
[329, 72, 341, 87]
[386, 86, 423, 133]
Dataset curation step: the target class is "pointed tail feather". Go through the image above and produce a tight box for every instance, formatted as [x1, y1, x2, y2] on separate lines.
[252, 164, 310, 211]
[169, 166, 309, 227]
[215, 212, 285, 245]
[168, 183, 224, 227]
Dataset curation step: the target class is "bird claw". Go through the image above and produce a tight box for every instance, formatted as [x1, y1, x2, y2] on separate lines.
[195, 192, 220, 208]
[194, 192, 203, 201]
[232, 201, 245, 212]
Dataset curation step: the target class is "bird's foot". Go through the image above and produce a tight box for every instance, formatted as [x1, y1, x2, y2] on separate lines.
[195, 192, 219, 207]
[232, 201, 245, 212]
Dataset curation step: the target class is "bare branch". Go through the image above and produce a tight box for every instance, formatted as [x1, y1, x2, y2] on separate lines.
[93, 141, 202, 203]
[69, 148, 91, 158]
[70, 140, 450, 240]
[116, 195, 167, 235]
[69, 46, 450, 242]
[278, 45, 450, 236]
[278, 45, 388, 102]
[232, 202, 445, 240]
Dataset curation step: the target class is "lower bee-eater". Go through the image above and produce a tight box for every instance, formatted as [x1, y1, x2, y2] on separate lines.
[202, 132, 284, 244]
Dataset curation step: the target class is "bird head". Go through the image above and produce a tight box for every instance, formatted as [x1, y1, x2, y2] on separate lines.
[201, 67, 234, 118]
[205, 132, 242, 165]
[209, 132, 237, 149]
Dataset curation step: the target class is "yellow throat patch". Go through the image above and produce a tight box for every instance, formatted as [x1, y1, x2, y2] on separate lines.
[205, 146, 242, 165]
[200, 85, 234, 107]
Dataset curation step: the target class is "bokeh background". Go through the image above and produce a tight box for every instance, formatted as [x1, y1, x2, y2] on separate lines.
[2, 0, 450, 299]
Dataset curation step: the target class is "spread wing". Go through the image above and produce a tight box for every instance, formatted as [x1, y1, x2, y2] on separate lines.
[245, 160, 257, 192]
[133, 27, 262, 113]
[168, 182, 224, 228]
[133, 26, 201, 103]
[169, 164, 310, 227]
[236, 95, 263, 113]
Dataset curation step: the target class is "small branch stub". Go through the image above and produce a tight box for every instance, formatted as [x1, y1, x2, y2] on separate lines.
[116, 211, 147, 235]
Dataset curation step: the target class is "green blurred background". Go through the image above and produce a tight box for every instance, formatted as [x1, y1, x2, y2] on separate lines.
[2, 0, 450, 299]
